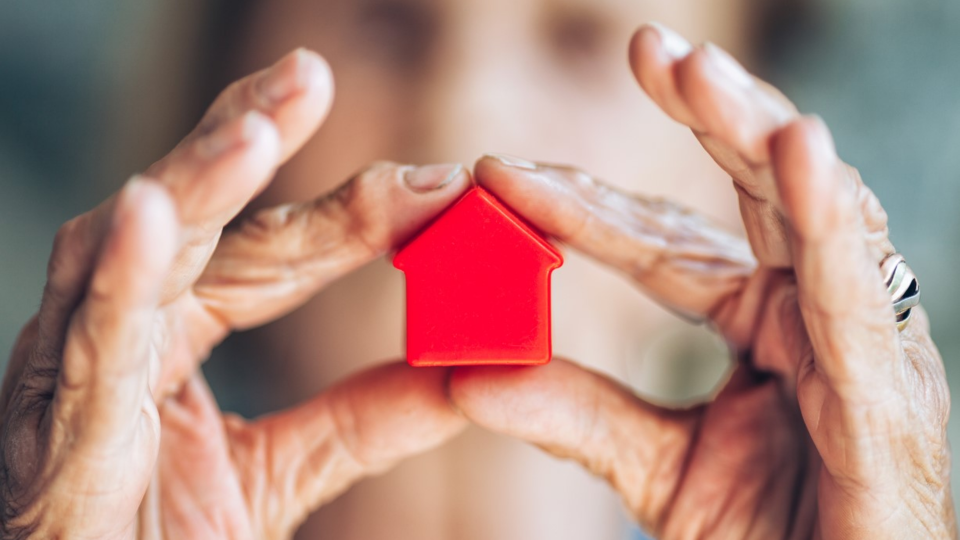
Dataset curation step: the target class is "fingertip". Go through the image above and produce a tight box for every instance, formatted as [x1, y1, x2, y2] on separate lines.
[628, 25, 659, 81]
[627, 23, 705, 132]
[449, 359, 593, 443]
[473, 155, 598, 244]
[447, 364, 523, 413]
[262, 48, 335, 162]
[627, 27, 645, 73]
[676, 46, 770, 162]
[260, 48, 334, 108]
[772, 115, 846, 241]
[116, 177, 179, 263]
[179, 110, 281, 222]
[291, 47, 335, 118]
[95, 177, 179, 307]
[329, 161, 474, 251]
[675, 48, 729, 125]
[629, 23, 693, 79]
[473, 154, 536, 197]
[448, 364, 541, 436]
[242, 109, 283, 165]
[643, 22, 693, 62]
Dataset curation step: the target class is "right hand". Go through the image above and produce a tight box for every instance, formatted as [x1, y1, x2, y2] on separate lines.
[0, 49, 470, 539]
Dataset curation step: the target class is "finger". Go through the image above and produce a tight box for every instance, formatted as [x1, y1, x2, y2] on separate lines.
[192, 162, 471, 332]
[770, 117, 956, 536]
[144, 49, 331, 301]
[149, 371, 252, 539]
[228, 362, 468, 538]
[150, 162, 469, 397]
[148, 48, 332, 190]
[54, 178, 177, 452]
[632, 24, 795, 181]
[150, 110, 281, 233]
[149, 47, 332, 226]
[30, 208, 113, 380]
[183, 48, 332, 164]
[473, 154, 755, 322]
[448, 358, 700, 533]
[771, 117, 900, 398]
[631, 24, 895, 268]
[632, 24, 795, 265]
[628, 23, 702, 131]
[33, 50, 333, 324]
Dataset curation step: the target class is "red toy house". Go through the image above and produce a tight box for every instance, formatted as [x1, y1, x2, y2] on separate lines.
[393, 187, 563, 367]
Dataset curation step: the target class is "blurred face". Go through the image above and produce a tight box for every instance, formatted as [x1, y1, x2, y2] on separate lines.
[225, 0, 751, 538]
[234, 0, 748, 388]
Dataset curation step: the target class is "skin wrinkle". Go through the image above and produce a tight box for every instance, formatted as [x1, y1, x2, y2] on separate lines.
[225, 420, 269, 537]
[748, 393, 800, 539]
[550, 164, 755, 313]
[653, 412, 704, 536]
[578, 373, 606, 469]
[325, 393, 370, 478]
[784, 436, 812, 539]
[0, 45, 477, 538]
[707, 390, 776, 538]
[259, 421, 291, 538]
[472, 106, 944, 536]
[697, 133, 756, 184]
[631, 411, 702, 533]
[286, 421, 338, 525]
[5, 17, 956, 538]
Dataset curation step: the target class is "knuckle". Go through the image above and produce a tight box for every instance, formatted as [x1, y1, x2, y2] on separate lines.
[356, 160, 404, 183]
[240, 202, 303, 245]
[334, 163, 406, 254]
[195, 76, 254, 138]
[326, 396, 370, 473]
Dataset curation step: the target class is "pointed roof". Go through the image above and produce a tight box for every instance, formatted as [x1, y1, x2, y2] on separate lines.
[394, 186, 562, 270]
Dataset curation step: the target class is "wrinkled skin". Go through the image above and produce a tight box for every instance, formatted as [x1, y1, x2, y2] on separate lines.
[0, 50, 470, 539]
[450, 25, 956, 539]
[0, 22, 955, 540]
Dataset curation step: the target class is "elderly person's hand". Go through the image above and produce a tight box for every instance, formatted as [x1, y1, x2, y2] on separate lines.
[451, 23, 956, 538]
[0, 50, 469, 538]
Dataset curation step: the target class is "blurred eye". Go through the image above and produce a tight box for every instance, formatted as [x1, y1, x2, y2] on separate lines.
[544, 10, 613, 77]
[355, 0, 437, 71]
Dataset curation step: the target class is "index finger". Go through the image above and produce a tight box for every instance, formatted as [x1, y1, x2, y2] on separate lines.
[473, 154, 756, 322]
[150, 162, 471, 397]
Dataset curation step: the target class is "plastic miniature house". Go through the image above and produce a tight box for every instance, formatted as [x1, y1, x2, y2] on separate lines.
[393, 186, 563, 367]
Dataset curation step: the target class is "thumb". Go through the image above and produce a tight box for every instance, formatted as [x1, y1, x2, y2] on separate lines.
[448, 358, 700, 530]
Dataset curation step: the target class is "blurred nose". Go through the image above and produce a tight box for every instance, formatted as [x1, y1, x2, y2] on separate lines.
[404, 14, 548, 165]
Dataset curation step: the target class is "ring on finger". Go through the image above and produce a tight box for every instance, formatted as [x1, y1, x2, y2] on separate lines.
[880, 253, 920, 331]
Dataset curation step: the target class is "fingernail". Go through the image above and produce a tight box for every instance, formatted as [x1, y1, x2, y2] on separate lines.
[647, 22, 692, 59]
[258, 48, 320, 106]
[704, 42, 753, 88]
[483, 153, 538, 171]
[196, 111, 266, 159]
[404, 163, 464, 193]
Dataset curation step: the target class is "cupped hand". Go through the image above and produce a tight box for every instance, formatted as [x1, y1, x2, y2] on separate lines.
[0, 50, 470, 539]
[450, 24, 956, 539]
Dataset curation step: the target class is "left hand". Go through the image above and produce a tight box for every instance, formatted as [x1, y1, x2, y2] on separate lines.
[449, 23, 956, 539]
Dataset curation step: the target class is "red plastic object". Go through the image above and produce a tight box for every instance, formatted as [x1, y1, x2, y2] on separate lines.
[393, 186, 563, 367]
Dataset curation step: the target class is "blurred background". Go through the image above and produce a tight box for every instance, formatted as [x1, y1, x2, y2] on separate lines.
[1, 0, 959, 537]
